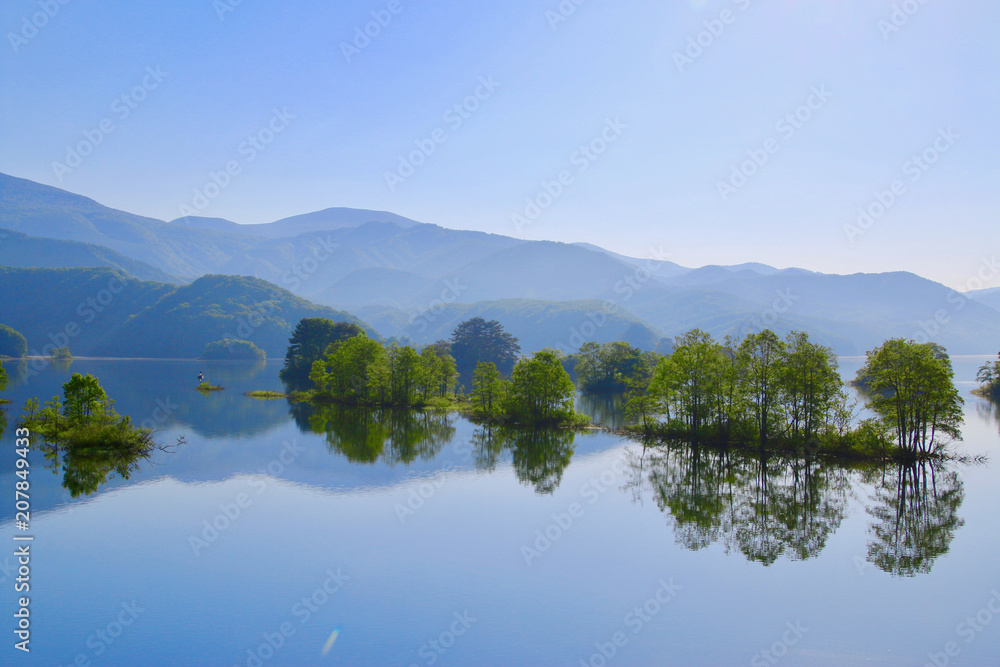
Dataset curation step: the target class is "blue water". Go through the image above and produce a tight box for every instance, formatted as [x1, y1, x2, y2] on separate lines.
[1, 357, 999, 666]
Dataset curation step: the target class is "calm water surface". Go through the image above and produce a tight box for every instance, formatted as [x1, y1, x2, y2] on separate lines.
[1, 357, 999, 666]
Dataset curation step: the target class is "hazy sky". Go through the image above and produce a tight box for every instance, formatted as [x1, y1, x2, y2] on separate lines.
[2, 0, 997, 288]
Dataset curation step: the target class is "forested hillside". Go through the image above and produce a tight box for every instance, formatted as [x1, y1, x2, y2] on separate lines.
[0, 267, 373, 359]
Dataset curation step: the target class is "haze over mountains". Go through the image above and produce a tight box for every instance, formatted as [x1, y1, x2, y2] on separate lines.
[1, 171, 998, 357]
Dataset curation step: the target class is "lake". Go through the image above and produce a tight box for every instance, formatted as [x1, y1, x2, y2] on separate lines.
[2, 357, 999, 666]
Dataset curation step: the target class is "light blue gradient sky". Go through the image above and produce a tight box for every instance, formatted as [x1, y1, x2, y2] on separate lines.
[1, 0, 997, 288]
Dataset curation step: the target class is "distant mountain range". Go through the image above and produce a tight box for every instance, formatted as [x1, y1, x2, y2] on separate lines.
[1, 171, 998, 356]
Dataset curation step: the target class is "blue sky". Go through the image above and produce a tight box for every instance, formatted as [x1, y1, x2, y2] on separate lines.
[1, 0, 997, 288]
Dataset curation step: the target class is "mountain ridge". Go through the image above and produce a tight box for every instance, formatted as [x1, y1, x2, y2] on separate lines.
[2, 171, 998, 355]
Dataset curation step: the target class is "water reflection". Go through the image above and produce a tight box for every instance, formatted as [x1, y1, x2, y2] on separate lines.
[975, 397, 1000, 437]
[634, 445, 850, 564]
[630, 442, 965, 575]
[308, 405, 455, 465]
[576, 392, 627, 429]
[863, 463, 965, 577]
[36, 440, 164, 498]
[302, 403, 579, 495]
[471, 426, 575, 494]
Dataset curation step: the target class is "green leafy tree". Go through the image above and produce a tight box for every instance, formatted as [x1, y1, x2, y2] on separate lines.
[575, 341, 651, 393]
[417, 347, 458, 400]
[503, 351, 577, 425]
[282, 318, 365, 383]
[624, 372, 660, 433]
[310, 334, 386, 402]
[0, 361, 7, 393]
[781, 331, 842, 440]
[857, 339, 964, 457]
[975, 351, 1000, 398]
[739, 330, 787, 445]
[0, 324, 27, 358]
[62, 373, 108, 425]
[470, 362, 506, 420]
[450, 317, 521, 378]
[386, 344, 422, 406]
[649, 329, 727, 432]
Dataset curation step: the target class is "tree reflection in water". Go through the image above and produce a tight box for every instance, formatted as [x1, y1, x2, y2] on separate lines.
[37, 439, 166, 498]
[637, 444, 851, 564]
[864, 463, 965, 577]
[576, 393, 627, 430]
[470, 426, 575, 495]
[309, 405, 455, 466]
[975, 397, 1000, 438]
[631, 441, 965, 575]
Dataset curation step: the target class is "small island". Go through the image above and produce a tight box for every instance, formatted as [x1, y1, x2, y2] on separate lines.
[246, 390, 285, 399]
[974, 352, 1000, 399]
[290, 317, 587, 428]
[196, 381, 225, 392]
[20, 373, 155, 450]
[618, 330, 966, 463]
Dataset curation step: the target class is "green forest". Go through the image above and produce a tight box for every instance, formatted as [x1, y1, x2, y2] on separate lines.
[0, 267, 371, 361]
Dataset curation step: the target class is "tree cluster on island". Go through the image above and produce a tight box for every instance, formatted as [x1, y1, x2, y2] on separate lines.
[19, 373, 153, 446]
[0, 323, 28, 358]
[282, 316, 586, 426]
[975, 352, 1000, 399]
[621, 329, 965, 462]
[276, 315, 973, 454]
